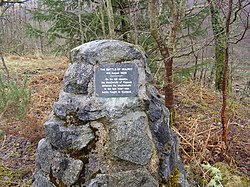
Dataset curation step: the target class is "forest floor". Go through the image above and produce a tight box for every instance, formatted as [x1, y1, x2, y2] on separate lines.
[0, 55, 249, 186]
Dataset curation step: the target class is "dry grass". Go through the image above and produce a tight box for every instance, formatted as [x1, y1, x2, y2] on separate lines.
[0, 55, 67, 186]
[1, 55, 68, 143]
[173, 81, 250, 185]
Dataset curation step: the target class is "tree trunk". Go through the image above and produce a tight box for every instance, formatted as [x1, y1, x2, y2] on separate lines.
[0, 53, 9, 81]
[207, 0, 226, 91]
[100, 0, 106, 38]
[78, 0, 84, 44]
[105, 0, 115, 39]
[119, 0, 130, 41]
[129, 1, 138, 45]
[221, 0, 233, 148]
[148, 0, 175, 122]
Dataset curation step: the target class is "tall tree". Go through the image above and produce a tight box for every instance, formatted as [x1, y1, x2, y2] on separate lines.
[207, 0, 226, 91]
[221, 0, 233, 148]
[208, 0, 250, 91]
[148, 0, 185, 123]
[78, 0, 84, 44]
[207, 0, 250, 146]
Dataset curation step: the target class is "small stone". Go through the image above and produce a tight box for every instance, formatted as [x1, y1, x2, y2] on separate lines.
[35, 139, 53, 173]
[3, 176, 9, 181]
[51, 153, 83, 186]
[31, 171, 55, 187]
[85, 169, 158, 187]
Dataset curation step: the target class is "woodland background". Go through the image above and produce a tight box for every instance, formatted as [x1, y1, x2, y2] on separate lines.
[0, 0, 249, 186]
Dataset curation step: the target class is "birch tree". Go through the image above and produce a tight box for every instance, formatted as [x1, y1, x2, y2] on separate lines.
[207, 0, 226, 91]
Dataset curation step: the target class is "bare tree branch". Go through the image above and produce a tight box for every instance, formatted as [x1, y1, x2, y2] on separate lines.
[0, 0, 30, 17]
[233, 12, 249, 44]
[230, 0, 250, 25]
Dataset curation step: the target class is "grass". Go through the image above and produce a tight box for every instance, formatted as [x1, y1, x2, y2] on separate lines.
[0, 55, 67, 186]
[0, 163, 31, 187]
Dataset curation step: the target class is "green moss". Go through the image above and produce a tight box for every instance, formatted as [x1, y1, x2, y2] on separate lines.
[163, 167, 181, 187]
[169, 108, 176, 127]
[0, 164, 31, 187]
[214, 162, 250, 187]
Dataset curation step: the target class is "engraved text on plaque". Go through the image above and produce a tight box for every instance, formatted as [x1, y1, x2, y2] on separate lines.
[95, 63, 138, 97]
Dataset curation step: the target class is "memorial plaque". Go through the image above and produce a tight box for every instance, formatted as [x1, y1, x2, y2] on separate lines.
[95, 63, 138, 97]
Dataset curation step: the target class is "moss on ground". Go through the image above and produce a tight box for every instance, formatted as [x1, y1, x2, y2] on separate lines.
[214, 162, 250, 187]
[0, 163, 31, 187]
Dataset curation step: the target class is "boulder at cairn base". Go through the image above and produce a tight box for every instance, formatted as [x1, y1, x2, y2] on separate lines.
[31, 40, 189, 187]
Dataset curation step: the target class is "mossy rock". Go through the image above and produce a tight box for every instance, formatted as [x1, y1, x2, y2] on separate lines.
[162, 167, 181, 187]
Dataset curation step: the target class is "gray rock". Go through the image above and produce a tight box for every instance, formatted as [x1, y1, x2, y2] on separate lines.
[44, 116, 94, 151]
[70, 40, 146, 65]
[31, 171, 55, 187]
[64, 62, 94, 94]
[146, 85, 171, 150]
[51, 152, 83, 186]
[35, 139, 53, 173]
[109, 111, 153, 165]
[52, 92, 106, 122]
[84, 169, 158, 187]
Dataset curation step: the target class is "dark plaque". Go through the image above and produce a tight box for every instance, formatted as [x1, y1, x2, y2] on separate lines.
[95, 63, 138, 97]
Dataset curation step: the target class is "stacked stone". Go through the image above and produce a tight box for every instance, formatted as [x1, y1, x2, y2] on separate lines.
[31, 40, 189, 187]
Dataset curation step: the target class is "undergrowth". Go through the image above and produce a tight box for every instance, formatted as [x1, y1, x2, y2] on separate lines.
[0, 75, 31, 119]
[0, 163, 31, 187]
[201, 163, 223, 187]
[174, 80, 250, 187]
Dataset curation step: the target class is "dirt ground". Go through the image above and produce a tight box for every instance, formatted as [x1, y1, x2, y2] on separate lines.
[0, 55, 249, 186]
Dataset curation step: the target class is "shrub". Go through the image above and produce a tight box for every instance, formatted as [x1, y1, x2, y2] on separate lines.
[0, 75, 31, 119]
[201, 163, 223, 187]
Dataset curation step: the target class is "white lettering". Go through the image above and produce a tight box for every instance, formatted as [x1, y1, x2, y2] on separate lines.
[122, 91, 132, 93]
[102, 91, 109, 94]
[121, 68, 133, 71]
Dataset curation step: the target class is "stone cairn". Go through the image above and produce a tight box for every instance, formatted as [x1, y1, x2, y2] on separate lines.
[31, 40, 189, 187]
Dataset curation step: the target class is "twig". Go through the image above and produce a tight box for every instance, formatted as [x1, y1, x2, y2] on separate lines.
[199, 122, 212, 160]
[0, 53, 10, 80]
[1, 134, 7, 149]
[172, 126, 197, 151]
[192, 122, 199, 158]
